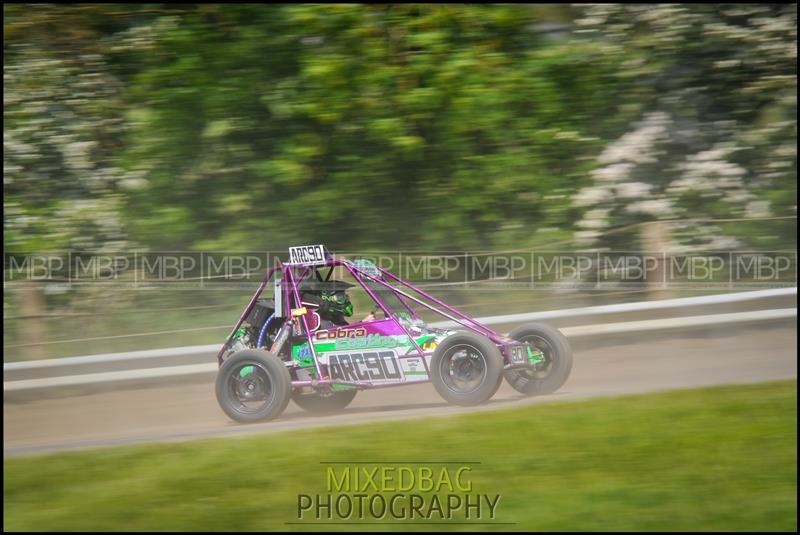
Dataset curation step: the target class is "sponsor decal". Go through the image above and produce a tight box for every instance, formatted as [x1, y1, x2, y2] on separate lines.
[510, 346, 526, 364]
[295, 331, 446, 370]
[315, 327, 368, 340]
[328, 351, 403, 382]
[335, 334, 407, 351]
[295, 344, 312, 360]
[352, 258, 381, 277]
[400, 356, 429, 377]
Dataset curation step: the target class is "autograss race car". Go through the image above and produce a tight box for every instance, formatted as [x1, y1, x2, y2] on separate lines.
[215, 245, 573, 422]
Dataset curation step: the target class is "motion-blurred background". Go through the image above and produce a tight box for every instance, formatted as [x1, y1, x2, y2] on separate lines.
[4, 6, 797, 532]
[4, 4, 797, 360]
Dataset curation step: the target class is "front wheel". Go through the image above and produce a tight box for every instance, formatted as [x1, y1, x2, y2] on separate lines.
[430, 331, 503, 406]
[292, 388, 357, 414]
[215, 349, 292, 423]
[503, 323, 573, 396]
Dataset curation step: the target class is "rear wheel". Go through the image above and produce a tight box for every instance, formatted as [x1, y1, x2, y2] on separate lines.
[292, 388, 357, 414]
[503, 323, 572, 396]
[215, 349, 292, 423]
[430, 331, 503, 406]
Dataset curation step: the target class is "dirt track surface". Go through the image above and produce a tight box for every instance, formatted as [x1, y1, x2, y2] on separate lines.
[4, 326, 796, 457]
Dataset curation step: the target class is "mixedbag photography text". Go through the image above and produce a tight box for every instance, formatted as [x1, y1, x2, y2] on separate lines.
[297, 464, 502, 522]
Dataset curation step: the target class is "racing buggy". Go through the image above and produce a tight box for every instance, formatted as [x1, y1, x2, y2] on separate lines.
[215, 245, 573, 422]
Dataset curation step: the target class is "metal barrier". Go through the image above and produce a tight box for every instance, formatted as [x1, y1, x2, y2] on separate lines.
[4, 288, 796, 392]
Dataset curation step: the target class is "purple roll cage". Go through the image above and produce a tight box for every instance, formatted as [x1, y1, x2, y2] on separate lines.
[216, 256, 513, 389]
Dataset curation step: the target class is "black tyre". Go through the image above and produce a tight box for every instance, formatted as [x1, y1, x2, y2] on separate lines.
[503, 322, 573, 396]
[215, 349, 292, 423]
[292, 388, 357, 414]
[430, 331, 503, 406]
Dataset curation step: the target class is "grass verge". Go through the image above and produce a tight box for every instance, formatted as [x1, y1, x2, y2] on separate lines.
[4, 380, 797, 531]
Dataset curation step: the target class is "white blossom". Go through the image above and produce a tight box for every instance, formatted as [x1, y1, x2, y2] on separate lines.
[591, 162, 633, 182]
[577, 208, 611, 229]
[624, 199, 674, 217]
[615, 182, 653, 199]
[573, 185, 613, 207]
[597, 112, 672, 165]
[745, 200, 772, 218]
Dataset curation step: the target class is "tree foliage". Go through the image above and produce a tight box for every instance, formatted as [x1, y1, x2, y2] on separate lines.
[572, 4, 797, 250]
[4, 4, 797, 254]
[3, 4, 143, 253]
[119, 4, 632, 251]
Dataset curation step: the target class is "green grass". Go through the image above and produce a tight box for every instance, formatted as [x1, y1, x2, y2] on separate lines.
[4, 381, 797, 531]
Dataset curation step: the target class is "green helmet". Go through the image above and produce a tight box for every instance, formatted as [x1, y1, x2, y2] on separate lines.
[321, 290, 353, 317]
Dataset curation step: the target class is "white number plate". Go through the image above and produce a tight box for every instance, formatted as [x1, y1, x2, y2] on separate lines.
[287, 245, 328, 266]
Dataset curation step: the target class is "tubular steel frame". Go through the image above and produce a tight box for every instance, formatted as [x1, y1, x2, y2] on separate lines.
[216, 258, 511, 389]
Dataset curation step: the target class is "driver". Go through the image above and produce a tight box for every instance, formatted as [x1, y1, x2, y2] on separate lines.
[299, 280, 376, 327]
[319, 289, 354, 326]
[319, 290, 380, 324]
